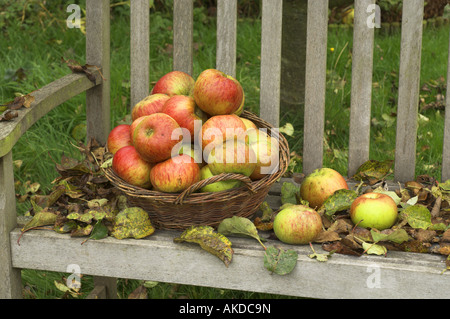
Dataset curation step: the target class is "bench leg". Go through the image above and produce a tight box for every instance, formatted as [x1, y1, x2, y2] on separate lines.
[87, 276, 117, 299]
[0, 151, 23, 298]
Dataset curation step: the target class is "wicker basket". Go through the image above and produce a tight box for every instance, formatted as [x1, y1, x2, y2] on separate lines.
[103, 111, 290, 230]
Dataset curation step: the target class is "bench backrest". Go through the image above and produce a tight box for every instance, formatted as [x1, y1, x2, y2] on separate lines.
[88, 0, 449, 183]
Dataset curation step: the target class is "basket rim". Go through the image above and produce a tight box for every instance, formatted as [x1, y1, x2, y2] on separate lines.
[103, 110, 290, 204]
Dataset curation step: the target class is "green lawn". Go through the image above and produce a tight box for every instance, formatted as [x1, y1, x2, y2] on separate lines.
[1, 2, 449, 299]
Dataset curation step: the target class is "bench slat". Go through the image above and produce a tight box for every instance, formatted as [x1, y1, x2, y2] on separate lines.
[0, 71, 101, 159]
[10, 227, 450, 299]
[442, 29, 450, 181]
[259, 0, 283, 128]
[348, 0, 376, 177]
[173, 0, 194, 75]
[216, 0, 237, 77]
[86, 0, 111, 144]
[130, 0, 150, 108]
[394, 0, 424, 182]
[303, 0, 329, 175]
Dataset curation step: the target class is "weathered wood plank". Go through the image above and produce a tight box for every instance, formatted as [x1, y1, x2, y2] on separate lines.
[10, 227, 450, 299]
[0, 151, 22, 298]
[442, 29, 450, 181]
[173, 0, 193, 75]
[216, 0, 237, 77]
[259, 0, 283, 128]
[130, 0, 150, 108]
[394, 0, 424, 182]
[86, 285, 107, 299]
[0, 71, 101, 158]
[348, 0, 376, 177]
[303, 0, 329, 175]
[86, 0, 110, 144]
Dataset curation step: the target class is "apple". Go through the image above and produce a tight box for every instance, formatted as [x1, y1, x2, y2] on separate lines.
[150, 154, 201, 193]
[249, 130, 279, 180]
[234, 95, 245, 116]
[151, 71, 195, 97]
[207, 139, 256, 177]
[107, 124, 133, 154]
[273, 205, 323, 245]
[129, 116, 146, 140]
[349, 192, 398, 230]
[240, 117, 257, 132]
[193, 69, 244, 116]
[132, 113, 182, 163]
[131, 93, 170, 121]
[176, 143, 204, 167]
[300, 168, 349, 209]
[112, 145, 152, 189]
[162, 95, 207, 140]
[198, 165, 242, 193]
[200, 114, 247, 153]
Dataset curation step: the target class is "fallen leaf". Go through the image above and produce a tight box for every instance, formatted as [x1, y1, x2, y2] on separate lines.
[318, 188, 358, 218]
[174, 226, 233, 267]
[263, 245, 298, 275]
[218, 216, 266, 248]
[400, 205, 432, 229]
[111, 207, 155, 240]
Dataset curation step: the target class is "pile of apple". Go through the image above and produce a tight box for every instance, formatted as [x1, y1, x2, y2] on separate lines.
[273, 168, 399, 245]
[107, 69, 279, 194]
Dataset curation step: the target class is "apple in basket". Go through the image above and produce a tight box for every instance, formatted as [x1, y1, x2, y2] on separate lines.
[193, 69, 244, 116]
[151, 70, 195, 97]
[112, 145, 152, 189]
[200, 114, 247, 153]
[248, 129, 279, 180]
[299, 167, 349, 210]
[198, 164, 242, 193]
[273, 205, 323, 245]
[150, 154, 201, 193]
[207, 139, 257, 177]
[107, 124, 133, 154]
[349, 192, 398, 230]
[132, 113, 182, 163]
[162, 95, 207, 140]
[131, 93, 170, 121]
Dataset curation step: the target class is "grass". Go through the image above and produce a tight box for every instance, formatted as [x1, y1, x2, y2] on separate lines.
[1, 3, 449, 298]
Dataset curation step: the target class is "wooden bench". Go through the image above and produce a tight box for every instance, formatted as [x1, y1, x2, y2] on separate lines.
[1, 0, 450, 299]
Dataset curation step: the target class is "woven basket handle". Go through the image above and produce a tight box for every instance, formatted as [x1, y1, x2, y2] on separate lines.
[174, 173, 255, 205]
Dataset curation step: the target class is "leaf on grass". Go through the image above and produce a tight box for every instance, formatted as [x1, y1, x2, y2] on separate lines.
[174, 226, 233, 267]
[400, 205, 432, 229]
[218, 216, 266, 248]
[54, 280, 81, 298]
[281, 182, 300, 205]
[370, 229, 410, 244]
[318, 188, 358, 218]
[264, 245, 298, 275]
[128, 285, 148, 299]
[111, 207, 155, 240]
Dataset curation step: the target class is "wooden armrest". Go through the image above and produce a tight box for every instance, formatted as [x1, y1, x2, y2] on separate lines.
[0, 69, 102, 158]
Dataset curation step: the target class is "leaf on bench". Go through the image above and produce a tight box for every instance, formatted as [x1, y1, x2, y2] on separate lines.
[111, 207, 155, 240]
[61, 57, 102, 84]
[218, 216, 266, 249]
[263, 245, 298, 275]
[174, 225, 233, 267]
